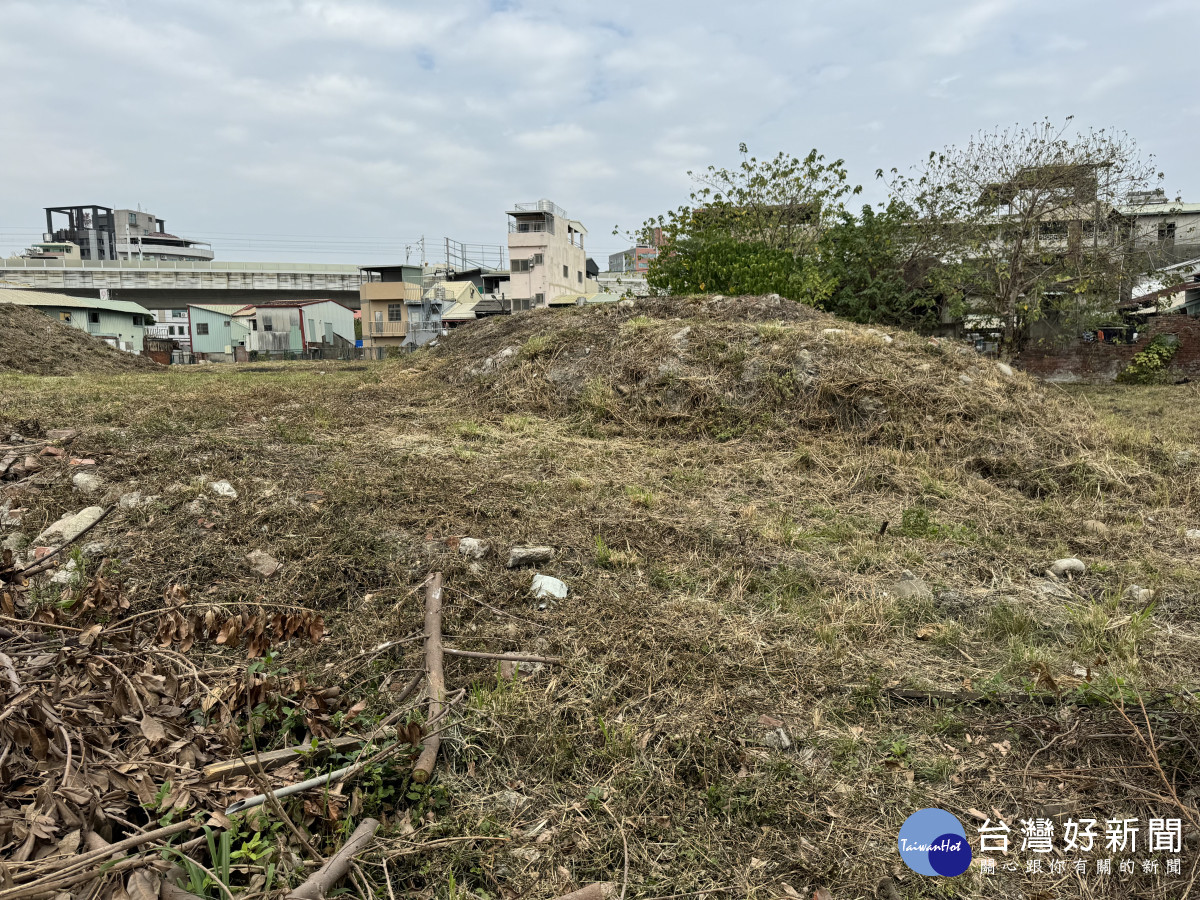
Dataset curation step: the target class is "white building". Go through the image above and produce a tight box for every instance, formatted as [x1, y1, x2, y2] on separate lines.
[148, 308, 193, 348]
[506, 200, 598, 309]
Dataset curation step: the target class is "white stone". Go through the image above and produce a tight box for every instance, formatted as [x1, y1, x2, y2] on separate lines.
[822, 328, 846, 337]
[209, 480, 238, 499]
[1081, 519, 1109, 537]
[958, 373, 973, 385]
[3, 532, 29, 552]
[457, 537, 489, 559]
[246, 550, 281, 578]
[1185, 529, 1200, 544]
[72, 472, 102, 493]
[1048, 558, 1086, 578]
[996, 362, 1015, 377]
[49, 558, 80, 585]
[531, 574, 567, 601]
[35, 506, 105, 545]
[1124, 584, 1155, 604]
[892, 572, 933, 601]
[81, 541, 108, 558]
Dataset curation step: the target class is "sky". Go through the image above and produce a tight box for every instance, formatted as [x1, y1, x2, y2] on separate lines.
[1, 0, 1197, 265]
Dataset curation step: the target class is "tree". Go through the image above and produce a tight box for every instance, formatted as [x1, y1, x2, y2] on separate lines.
[818, 200, 941, 329]
[886, 118, 1161, 352]
[636, 144, 861, 303]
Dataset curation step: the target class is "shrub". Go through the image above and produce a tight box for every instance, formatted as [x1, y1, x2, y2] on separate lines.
[1117, 335, 1178, 384]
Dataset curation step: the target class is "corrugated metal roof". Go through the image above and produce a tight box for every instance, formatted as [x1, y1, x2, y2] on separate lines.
[188, 303, 254, 316]
[0, 288, 149, 315]
[442, 295, 483, 321]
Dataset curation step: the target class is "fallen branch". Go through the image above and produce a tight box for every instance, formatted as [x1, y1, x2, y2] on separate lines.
[0, 820, 197, 900]
[412, 573, 445, 784]
[17, 506, 112, 577]
[202, 735, 374, 782]
[444, 647, 562, 665]
[286, 818, 380, 900]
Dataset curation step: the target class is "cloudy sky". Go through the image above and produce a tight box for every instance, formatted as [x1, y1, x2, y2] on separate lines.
[1, 0, 1196, 264]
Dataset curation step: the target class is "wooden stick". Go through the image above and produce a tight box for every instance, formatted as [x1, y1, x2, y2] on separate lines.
[201, 735, 373, 782]
[412, 573, 445, 784]
[443, 647, 562, 665]
[0, 820, 196, 897]
[286, 818, 380, 900]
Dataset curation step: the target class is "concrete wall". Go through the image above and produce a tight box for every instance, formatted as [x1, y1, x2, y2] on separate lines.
[508, 218, 597, 306]
[1016, 315, 1200, 383]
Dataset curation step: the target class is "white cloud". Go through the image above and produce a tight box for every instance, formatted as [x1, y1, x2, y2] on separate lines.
[0, 0, 1194, 263]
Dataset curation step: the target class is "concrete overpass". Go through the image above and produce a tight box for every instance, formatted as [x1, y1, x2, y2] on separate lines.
[0, 257, 365, 308]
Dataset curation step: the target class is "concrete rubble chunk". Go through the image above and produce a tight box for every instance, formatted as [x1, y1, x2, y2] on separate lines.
[457, 537, 489, 559]
[3, 532, 29, 552]
[1081, 519, 1109, 536]
[892, 571, 933, 601]
[46, 429, 78, 443]
[247, 549, 281, 578]
[35, 506, 105, 545]
[1048, 558, 1086, 578]
[761, 727, 793, 751]
[119, 491, 144, 509]
[81, 541, 108, 558]
[996, 362, 1015, 377]
[508, 546, 555, 568]
[1124, 584, 1155, 605]
[1185, 528, 1200, 544]
[531, 573, 567, 602]
[209, 480, 238, 499]
[72, 472, 102, 493]
[50, 558, 80, 585]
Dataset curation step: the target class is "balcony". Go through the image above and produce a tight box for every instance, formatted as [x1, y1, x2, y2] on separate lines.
[363, 321, 408, 338]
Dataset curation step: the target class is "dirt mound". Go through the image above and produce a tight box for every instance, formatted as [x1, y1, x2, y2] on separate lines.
[0, 303, 161, 375]
[430, 294, 1147, 497]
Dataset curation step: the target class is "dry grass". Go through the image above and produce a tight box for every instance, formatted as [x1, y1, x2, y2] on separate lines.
[1, 295, 1197, 899]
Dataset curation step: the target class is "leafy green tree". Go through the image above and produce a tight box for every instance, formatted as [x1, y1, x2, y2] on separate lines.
[635, 144, 861, 303]
[818, 201, 941, 329]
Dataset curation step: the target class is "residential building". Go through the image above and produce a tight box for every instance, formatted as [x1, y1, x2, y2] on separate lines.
[359, 264, 424, 353]
[506, 200, 598, 309]
[608, 245, 659, 274]
[1123, 190, 1200, 267]
[246, 300, 356, 355]
[187, 305, 252, 361]
[0, 288, 154, 353]
[148, 308, 193, 348]
[41, 205, 213, 262]
[432, 281, 484, 333]
[20, 240, 81, 260]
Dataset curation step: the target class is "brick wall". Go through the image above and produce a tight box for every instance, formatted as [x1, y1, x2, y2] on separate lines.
[1016, 316, 1200, 383]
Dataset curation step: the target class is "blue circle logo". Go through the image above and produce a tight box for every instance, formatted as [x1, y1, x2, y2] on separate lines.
[898, 808, 972, 876]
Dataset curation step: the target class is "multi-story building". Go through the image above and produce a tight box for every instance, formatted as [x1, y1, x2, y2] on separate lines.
[41, 205, 213, 262]
[358, 264, 425, 353]
[608, 245, 659, 275]
[1124, 190, 1200, 267]
[506, 200, 597, 309]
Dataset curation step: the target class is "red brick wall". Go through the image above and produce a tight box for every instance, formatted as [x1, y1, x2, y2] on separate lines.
[1016, 316, 1200, 383]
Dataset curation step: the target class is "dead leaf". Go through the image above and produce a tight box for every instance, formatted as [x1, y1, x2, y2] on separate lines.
[915, 624, 943, 640]
[78, 624, 102, 648]
[758, 714, 784, 729]
[125, 868, 159, 900]
[139, 713, 167, 744]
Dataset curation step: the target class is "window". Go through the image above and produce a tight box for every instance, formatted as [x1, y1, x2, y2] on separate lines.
[171, 309, 185, 318]
[577, 271, 583, 283]
[251, 320, 258, 331]
[512, 259, 531, 272]
[1159, 222, 1177, 242]
[263, 318, 273, 332]
[532, 253, 543, 265]
[387, 303, 403, 322]
[563, 265, 569, 278]
[534, 292, 545, 306]
[223, 320, 230, 328]
[88, 311, 100, 324]
[196, 323, 210, 335]
[128, 212, 138, 226]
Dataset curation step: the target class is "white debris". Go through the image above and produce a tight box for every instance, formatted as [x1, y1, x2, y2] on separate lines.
[457, 537, 490, 559]
[35, 506, 105, 545]
[1048, 558, 1086, 578]
[209, 480, 238, 499]
[531, 574, 568, 602]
